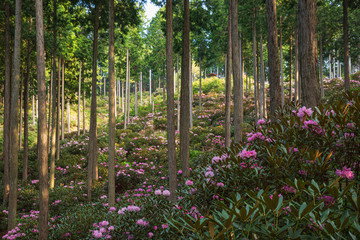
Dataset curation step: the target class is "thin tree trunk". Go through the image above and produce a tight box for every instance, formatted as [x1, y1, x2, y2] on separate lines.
[49, 0, 57, 189]
[231, 0, 242, 142]
[8, 0, 22, 230]
[35, 0, 49, 236]
[260, 31, 265, 119]
[163, 70, 166, 104]
[166, 0, 176, 201]
[140, 72, 143, 105]
[23, 17, 32, 182]
[33, 96, 35, 125]
[289, 37, 293, 102]
[88, 2, 100, 201]
[177, 55, 180, 132]
[189, 51, 193, 129]
[61, 58, 65, 140]
[78, 61, 82, 136]
[329, 54, 332, 79]
[319, 36, 324, 98]
[225, 2, 232, 147]
[3, 1, 11, 206]
[149, 69, 152, 104]
[108, 0, 116, 207]
[135, 80, 138, 116]
[266, 0, 281, 117]
[252, 9, 258, 121]
[180, 0, 190, 178]
[295, 29, 299, 102]
[124, 49, 129, 128]
[280, 20, 284, 106]
[199, 57, 202, 111]
[299, 0, 320, 107]
[121, 80, 124, 112]
[67, 99, 70, 133]
[56, 57, 61, 160]
[19, 74, 23, 150]
[83, 89, 86, 134]
[343, 0, 350, 91]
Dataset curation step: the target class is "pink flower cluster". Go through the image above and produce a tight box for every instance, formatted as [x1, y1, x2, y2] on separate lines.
[335, 166, 354, 180]
[294, 106, 313, 118]
[92, 221, 114, 239]
[238, 149, 257, 159]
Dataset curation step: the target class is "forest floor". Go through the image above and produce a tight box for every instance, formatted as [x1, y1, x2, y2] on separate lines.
[1, 76, 360, 239]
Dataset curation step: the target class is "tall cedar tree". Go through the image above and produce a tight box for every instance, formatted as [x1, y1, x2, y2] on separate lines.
[225, 0, 232, 147]
[88, 1, 100, 201]
[299, 0, 320, 107]
[3, 1, 11, 205]
[231, 0, 242, 142]
[180, 0, 190, 177]
[8, 0, 22, 230]
[35, 0, 49, 237]
[166, 0, 177, 200]
[266, 0, 281, 117]
[343, 0, 350, 91]
[108, 0, 116, 207]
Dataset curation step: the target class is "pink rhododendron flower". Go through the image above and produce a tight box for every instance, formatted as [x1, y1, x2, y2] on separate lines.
[185, 180, 193, 186]
[163, 190, 170, 196]
[336, 166, 354, 180]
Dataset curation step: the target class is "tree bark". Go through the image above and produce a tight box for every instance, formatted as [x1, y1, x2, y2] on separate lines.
[108, 0, 116, 207]
[319, 35, 324, 98]
[329, 54, 332, 79]
[295, 28, 299, 102]
[231, 0, 242, 142]
[56, 57, 61, 160]
[279, 19, 284, 106]
[199, 57, 202, 111]
[83, 89, 86, 134]
[177, 55, 180, 132]
[225, 2, 232, 148]
[180, 0, 190, 177]
[49, 0, 57, 189]
[266, 0, 281, 117]
[88, 2, 100, 201]
[78, 62, 82, 136]
[289, 37, 293, 102]
[189, 52, 193, 129]
[124, 49, 129, 128]
[260, 31, 265, 119]
[299, 0, 320, 107]
[149, 69, 152, 104]
[19, 75, 23, 150]
[61, 59, 65, 140]
[3, 1, 11, 205]
[252, 9, 258, 121]
[35, 0, 49, 237]
[135, 81, 138, 116]
[166, 0, 177, 200]
[8, 0, 22, 230]
[23, 17, 32, 182]
[67, 99, 70, 133]
[140, 72, 143, 105]
[343, 0, 350, 91]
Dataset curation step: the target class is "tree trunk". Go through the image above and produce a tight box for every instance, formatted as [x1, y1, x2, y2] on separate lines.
[343, 0, 350, 91]
[78, 62, 82, 136]
[56, 57, 61, 160]
[266, 0, 281, 117]
[121, 80, 124, 112]
[199, 57, 202, 111]
[124, 49, 129, 129]
[88, 2, 100, 201]
[140, 72, 143, 105]
[135, 80, 138, 116]
[260, 31, 265, 119]
[35, 0, 49, 237]
[180, 0, 190, 178]
[299, 0, 320, 107]
[177, 55, 180, 132]
[166, 0, 176, 200]
[33, 95, 35, 125]
[108, 0, 116, 207]
[23, 17, 32, 182]
[127, 51, 131, 124]
[319, 36, 324, 98]
[149, 69, 152, 104]
[67, 100, 70, 133]
[252, 9, 258, 121]
[225, 2, 232, 147]
[231, 0, 242, 142]
[289, 37, 293, 103]
[163, 71, 166, 104]
[19, 75, 23, 150]
[61, 58, 65, 140]
[83, 89, 86, 134]
[329, 54, 332, 79]
[295, 28, 299, 102]
[49, 0, 57, 189]
[279, 20, 284, 106]
[8, 0, 22, 230]
[3, 1, 11, 206]
[189, 52, 193, 129]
